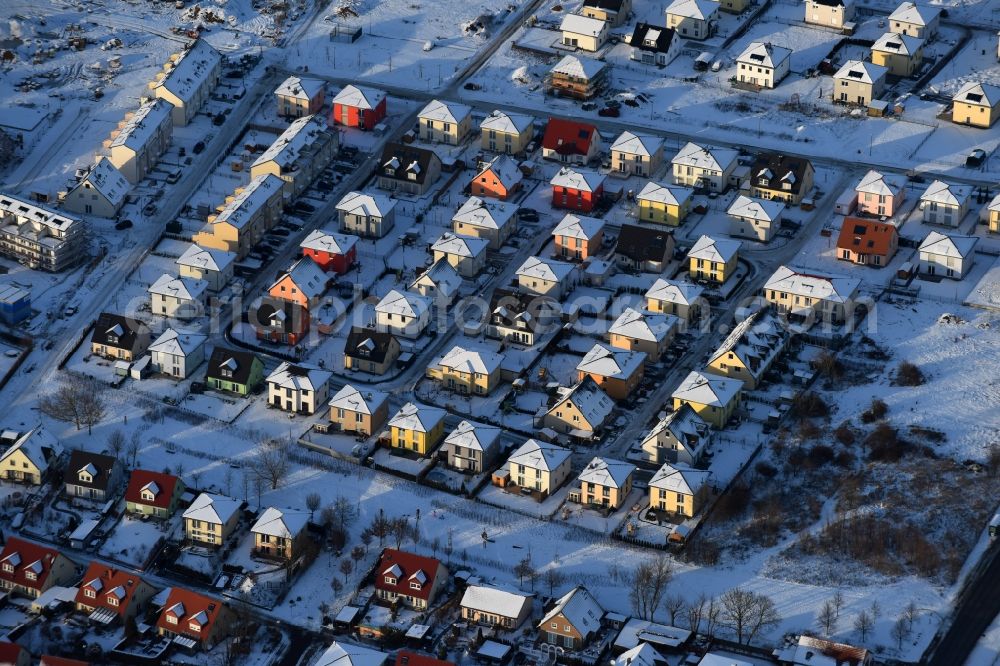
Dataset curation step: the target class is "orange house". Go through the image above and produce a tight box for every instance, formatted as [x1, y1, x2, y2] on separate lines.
[267, 257, 328, 309]
[836, 217, 899, 268]
[471, 155, 523, 201]
[553, 213, 604, 261]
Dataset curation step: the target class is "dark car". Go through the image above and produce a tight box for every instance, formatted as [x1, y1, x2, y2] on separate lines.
[193, 141, 206, 154]
[143, 203, 157, 216]
[598, 106, 620, 117]
[517, 208, 539, 222]
[270, 228, 291, 237]
[294, 201, 316, 214]
[115, 219, 133, 230]
[213, 113, 226, 126]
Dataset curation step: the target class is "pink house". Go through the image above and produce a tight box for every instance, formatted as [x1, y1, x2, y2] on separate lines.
[854, 170, 907, 217]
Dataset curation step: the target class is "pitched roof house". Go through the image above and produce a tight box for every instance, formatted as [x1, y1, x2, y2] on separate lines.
[763, 265, 861, 323]
[496, 439, 572, 499]
[551, 166, 606, 213]
[774, 634, 872, 666]
[559, 13, 609, 52]
[728, 195, 784, 242]
[888, 1, 939, 38]
[377, 143, 442, 196]
[148, 274, 207, 320]
[805, 0, 855, 28]
[268, 257, 328, 308]
[837, 217, 898, 267]
[300, 229, 359, 275]
[329, 384, 390, 436]
[266, 362, 332, 414]
[581, 0, 633, 26]
[671, 142, 739, 192]
[952, 81, 1000, 128]
[452, 196, 518, 249]
[375, 289, 432, 339]
[614, 224, 675, 273]
[649, 463, 712, 518]
[920, 180, 972, 226]
[671, 370, 743, 428]
[688, 234, 742, 284]
[149, 328, 207, 380]
[553, 213, 605, 261]
[470, 155, 524, 201]
[833, 59, 887, 107]
[75, 562, 156, 623]
[577, 457, 635, 510]
[480, 110, 535, 156]
[610, 131, 664, 178]
[548, 55, 609, 100]
[577, 343, 646, 400]
[428, 345, 505, 396]
[410, 259, 463, 305]
[315, 642, 388, 666]
[608, 307, 678, 362]
[517, 256, 578, 299]
[871, 32, 924, 77]
[251, 507, 311, 560]
[640, 403, 711, 466]
[182, 493, 242, 547]
[636, 181, 692, 226]
[90, 312, 152, 361]
[748, 153, 815, 204]
[855, 169, 906, 216]
[62, 158, 130, 218]
[542, 119, 601, 165]
[443, 420, 502, 474]
[0, 427, 63, 486]
[460, 585, 533, 629]
[336, 191, 397, 239]
[125, 469, 185, 518]
[539, 586, 604, 649]
[665, 0, 718, 40]
[205, 347, 264, 396]
[64, 450, 122, 502]
[418, 99, 473, 144]
[628, 23, 680, 67]
[705, 308, 788, 389]
[431, 232, 489, 278]
[542, 377, 614, 439]
[736, 42, 792, 89]
[0, 537, 75, 598]
[645, 278, 705, 321]
[374, 549, 448, 610]
[176, 244, 236, 292]
[155, 587, 232, 650]
[388, 402, 447, 456]
[486, 288, 558, 346]
[331, 84, 387, 130]
[918, 230, 978, 280]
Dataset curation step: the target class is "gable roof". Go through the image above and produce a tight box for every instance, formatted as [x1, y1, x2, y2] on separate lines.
[206, 347, 260, 385]
[834, 59, 888, 85]
[706, 309, 786, 379]
[855, 169, 906, 197]
[543, 119, 599, 157]
[336, 191, 396, 219]
[750, 153, 813, 195]
[548, 377, 614, 430]
[152, 39, 220, 102]
[888, 1, 939, 26]
[91, 312, 150, 352]
[872, 32, 923, 55]
[432, 232, 489, 259]
[154, 587, 226, 641]
[637, 181, 692, 207]
[209, 174, 284, 230]
[109, 99, 172, 152]
[480, 110, 534, 134]
[508, 439, 571, 472]
[64, 450, 118, 492]
[267, 362, 332, 393]
[374, 549, 444, 602]
[149, 328, 206, 358]
[0, 427, 62, 476]
[918, 230, 978, 258]
[615, 224, 674, 264]
[688, 235, 741, 263]
[578, 456, 634, 489]
[672, 370, 742, 407]
[389, 402, 446, 433]
[615, 643, 666, 666]
[301, 229, 359, 256]
[460, 584, 531, 618]
[578, 342, 645, 380]
[551, 166, 605, 193]
[672, 142, 738, 172]
[551, 55, 607, 80]
[0, 536, 69, 592]
[436, 345, 504, 375]
[628, 23, 676, 54]
[252, 114, 332, 172]
[517, 256, 576, 283]
[376, 289, 431, 318]
[764, 265, 860, 303]
[176, 244, 236, 273]
[737, 42, 791, 69]
[540, 586, 603, 636]
[646, 278, 704, 306]
[489, 288, 555, 333]
[332, 84, 386, 110]
[75, 562, 148, 617]
[251, 506, 310, 539]
[73, 159, 129, 208]
[182, 493, 241, 525]
[920, 179, 972, 207]
[643, 403, 711, 456]
[609, 308, 677, 343]
[276, 75, 324, 101]
[444, 420, 501, 453]
[419, 99, 471, 125]
[410, 260, 462, 299]
[379, 143, 441, 186]
[650, 463, 711, 495]
[953, 81, 1000, 107]
[124, 469, 181, 510]
[329, 384, 389, 415]
[728, 195, 784, 222]
[778, 634, 870, 666]
[473, 155, 523, 192]
[611, 131, 663, 157]
[837, 217, 898, 256]
[270, 257, 327, 300]
[315, 642, 388, 666]
[666, 0, 718, 19]
[148, 273, 207, 302]
[453, 195, 517, 230]
[553, 213, 605, 241]
[560, 13, 607, 37]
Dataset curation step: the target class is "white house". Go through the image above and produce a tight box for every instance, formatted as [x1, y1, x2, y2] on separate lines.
[148, 328, 207, 379]
[560, 13, 610, 52]
[148, 274, 207, 320]
[919, 180, 972, 227]
[736, 42, 792, 89]
[665, 0, 719, 40]
[62, 159, 130, 218]
[727, 195, 784, 242]
[175, 244, 236, 292]
[627, 22, 681, 67]
[671, 142, 739, 191]
[375, 289, 432, 339]
[409, 259, 463, 305]
[266, 362, 332, 414]
[917, 231, 978, 280]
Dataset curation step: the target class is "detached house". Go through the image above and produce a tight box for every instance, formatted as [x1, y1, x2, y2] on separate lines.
[495, 439, 572, 498]
[432, 233, 489, 278]
[542, 377, 614, 438]
[920, 180, 971, 226]
[250, 297, 308, 346]
[688, 235, 741, 284]
[300, 229, 358, 274]
[149, 328, 207, 379]
[918, 231, 978, 280]
[183, 493, 242, 547]
[375, 290, 432, 339]
[540, 586, 604, 650]
[487, 288, 558, 346]
[517, 256, 578, 299]
[672, 142, 738, 192]
[409, 260, 463, 305]
[266, 363, 332, 414]
[176, 245, 236, 292]
[871, 33, 924, 77]
[156, 588, 232, 651]
[331, 84, 387, 130]
[205, 347, 264, 394]
[275, 75, 325, 118]
[453, 196, 517, 248]
[748, 154, 815, 205]
[736, 42, 792, 89]
[378, 143, 442, 196]
[375, 549, 448, 610]
[461, 585, 533, 629]
[645, 278, 705, 321]
[888, 1, 939, 39]
[148, 274, 207, 320]
[805, 0, 855, 28]
[62, 159, 129, 218]
[0, 537, 75, 599]
[763, 265, 861, 324]
[480, 110, 535, 155]
[577, 457, 635, 510]
[551, 167, 605, 213]
[582, 0, 632, 26]
[542, 119, 601, 165]
[728, 195, 784, 242]
[470, 155, 523, 201]
[577, 342, 646, 401]
[628, 23, 680, 67]
[90, 312, 151, 361]
[443, 420, 501, 474]
[344, 326, 401, 375]
[833, 60, 888, 107]
[775, 635, 873, 666]
[429, 345, 504, 396]
[705, 309, 788, 389]
[64, 450, 122, 502]
[329, 384, 390, 436]
[75, 563, 155, 624]
[125, 469, 185, 519]
[608, 307, 678, 361]
[665, 0, 718, 40]
[337, 191, 397, 239]
[418, 99, 473, 145]
[548, 55, 609, 100]
[149, 39, 221, 126]
[672, 370, 743, 428]
[615, 224, 675, 273]
[636, 181, 692, 226]
[268, 257, 328, 309]
[640, 403, 712, 466]
[251, 507, 311, 560]
[560, 14, 609, 52]
[649, 463, 711, 518]
[855, 170, 906, 216]
[610, 132, 664, 178]
[389, 403, 446, 456]
[553, 213, 605, 260]
[0, 428, 63, 486]
[836, 217, 899, 267]
[952, 82, 1000, 128]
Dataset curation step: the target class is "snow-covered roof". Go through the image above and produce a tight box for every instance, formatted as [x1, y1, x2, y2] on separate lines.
[728, 195, 784, 222]
[650, 463, 711, 495]
[764, 265, 861, 303]
[643, 404, 710, 457]
[646, 278, 704, 305]
[74, 159, 129, 208]
[774, 635, 870, 666]
[553, 213, 605, 241]
[271, 257, 327, 300]
[577, 343, 645, 380]
[300, 229, 359, 256]
[432, 232, 489, 259]
[210, 174, 284, 230]
[888, 1, 939, 26]
[453, 195, 517, 230]
[266, 362, 332, 393]
[149, 328, 205, 357]
[389, 402, 446, 433]
[332, 84, 386, 110]
[445, 421, 501, 453]
[872, 32, 923, 55]
[0, 427, 62, 474]
[176, 244, 236, 273]
[688, 235, 741, 263]
[920, 179, 972, 207]
[550, 166, 605, 193]
[706, 310, 786, 379]
[461, 585, 531, 618]
[252, 114, 331, 171]
[855, 169, 906, 197]
[736, 42, 791, 69]
[376, 289, 431, 318]
[328, 384, 389, 415]
[148, 274, 207, 302]
[410, 259, 462, 298]
[314, 641, 388, 666]
[610, 131, 663, 157]
[336, 191, 396, 219]
[834, 59, 888, 85]
[109, 99, 172, 151]
[666, 0, 719, 20]
[437, 345, 504, 375]
[517, 256, 576, 283]
[953, 81, 1000, 107]
[152, 39, 221, 103]
[560, 13, 607, 37]
[182, 493, 240, 525]
[419, 99, 472, 125]
[672, 370, 742, 407]
[609, 308, 677, 343]
[549, 378, 614, 430]
[613, 643, 664, 666]
[540, 586, 603, 635]
[276, 75, 324, 101]
[474, 155, 523, 191]
[671, 142, 738, 172]
[551, 54, 607, 80]
[508, 439, 571, 472]
[251, 506, 310, 539]
[918, 230, 978, 258]
[613, 617, 693, 652]
[578, 456, 634, 489]
[636, 181, 692, 206]
[480, 110, 534, 134]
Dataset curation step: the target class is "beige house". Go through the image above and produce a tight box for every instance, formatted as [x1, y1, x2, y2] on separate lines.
[645, 278, 705, 322]
[671, 142, 738, 192]
[452, 196, 517, 249]
[736, 42, 792, 89]
[183, 493, 241, 547]
[267, 363, 332, 414]
[443, 420, 501, 474]
[149, 39, 221, 126]
[427, 345, 504, 396]
[805, 0, 855, 28]
[251, 507, 311, 560]
[920, 180, 972, 226]
[275, 76, 325, 119]
[460, 585, 533, 629]
[608, 307, 678, 362]
[833, 60, 888, 107]
[705, 309, 788, 390]
[176, 244, 236, 292]
[640, 403, 711, 466]
[193, 174, 285, 259]
[649, 463, 711, 518]
[418, 99, 473, 145]
[344, 327, 401, 375]
[888, 1, 940, 39]
[610, 132, 664, 178]
[516, 256, 577, 299]
[0, 428, 63, 486]
[105, 99, 173, 184]
[871, 32, 924, 77]
[495, 439, 572, 499]
[560, 13, 609, 52]
[542, 377, 614, 439]
[577, 457, 635, 510]
[62, 159, 129, 218]
[336, 191, 397, 239]
[90, 312, 152, 362]
[988, 193, 1000, 233]
[148, 274, 207, 320]
[728, 195, 784, 242]
[328, 385, 389, 436]
[250, 114, 338, 199]
[952, 81, 1000, 128]
[410, 259, 463, 306]
[431, 232, 489, 278]
[480, 110, 535, 155]
[763, 265, 861, 323]
[540, 587, 604, 650]
[665, 0, 718, 40]
[581, 0, 632, 26]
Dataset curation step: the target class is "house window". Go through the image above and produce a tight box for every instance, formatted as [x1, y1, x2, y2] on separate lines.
[167, 614, 178, 625]
[385, 576, 397, 585]
[108, 595, 120, 606]
[85, 588, 96, 599]
[410, 581, 422, 590]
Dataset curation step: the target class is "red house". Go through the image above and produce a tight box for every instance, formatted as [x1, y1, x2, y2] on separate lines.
[299, 229, 359, 274]
[250, 297, 309, 346]
[471, 155, 523, 201]
[155, 587, 231, 650]
[550, 166, 606, 213]
[374, 549, 448, 610]
[332, 84, 387, 130]
[837, 217, 899, 268]
[75, 562, 156, 623]
[541, 118, 601, 165]
[396, 652, 455, 666]
[0, 537, 74, 599]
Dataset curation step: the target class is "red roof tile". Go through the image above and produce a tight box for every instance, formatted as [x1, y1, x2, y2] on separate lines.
[0, 641, 25, 663]
[837, 217, 898, 257]
[74, 562, 149, 617]
[40, 657, 89, 666]
[124, 469, 181, 510]
[396, 651, 454, 666]
[373, 549, 443, 602]
[155, 587, 226, 643]
[542, 118, 597, 157]
[0, 537, 67, 593]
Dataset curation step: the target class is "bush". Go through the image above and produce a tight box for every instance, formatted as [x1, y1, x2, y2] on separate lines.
[861, 398, 888, 423]
[807, 444, 836, 467]
[896, 361, 925, 387]
[165, 220, 183, 234]
[834, 421, 856, 446]
[867, 423, 907, 462]
[755, 461, 778, 479]
[787, 447, 806, 468]
[798, 419, 821, 441]
[835, 450, 856, 467]
[792, 392, 830, 419]
[813, 352, 844, 381]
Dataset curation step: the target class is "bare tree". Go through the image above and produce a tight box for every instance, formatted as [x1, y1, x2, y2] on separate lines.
[331, 578, 343, 597]
[870, 599, 881, 622]
[817, 600, 837, 635]
[629, 556, 675, 621]
[746, 592, 780, 645]
[390, 516, 411, 550]
[663, 594, 686, 625]
[705, 596, 722, 640]
[369, 510, 391, 548]
[891, 616, 910, 650]
[431, 536, 440, 558]
[339, 559, 353, 583]
[514, 556, 535, 587]
[306, 492, 321, 519]
[686, 593, 707, 635]
[904, 601, 919, 630]
[253, 438, 290, 490]
[360, 529, 373, 553]
[350, 545, 365, 567]
[854, 610, 873, 642]
[832, 591, 845, 619]
[126, 431, 142, 468]
[107, 429, 126, 458]
[40, 381, 106, 432]
[544, 568, 565, 597]
[721, 587, 780, 645]
[331, 496, 356, 535]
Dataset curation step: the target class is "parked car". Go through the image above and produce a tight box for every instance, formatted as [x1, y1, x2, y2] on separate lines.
[293, 201, 316, 214]
[115, 219, 133, 230]
[193, 141, 206, 154]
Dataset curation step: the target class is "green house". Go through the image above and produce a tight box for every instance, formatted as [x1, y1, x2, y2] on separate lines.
[205, 347, 264, 395]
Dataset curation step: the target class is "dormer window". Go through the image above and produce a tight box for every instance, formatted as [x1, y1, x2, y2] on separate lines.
[188, 621, 202, 632]
[25, 570, 36, 581]
[410, 581, 422, 590]
[1, 563, 12, 573]
[107, 595, 119, 606]
[384, 576, 397, 585]
[107, 334, 119, 344]
[167, 614, 178, 624]
[220, 367, 232, 378]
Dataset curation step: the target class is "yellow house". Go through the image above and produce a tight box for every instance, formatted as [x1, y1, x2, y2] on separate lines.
[275, 76, 325, 119]
[431, 232, 489, 278]
[428, 345, 504, 396]
[389, 403, 446, 456]
[704, 309, 788, 390]
[193, 174, 285, 259]
[581, 0, 632, 26]
[418, 99, 473, 145]
[608, 308, 678, 362]
[577, 457, 635, 510]
[0, 428, 63, 486]
[541, 377, 614, 438]
[328, 385, 390, 436]
[249, 114, 338, 200]
[149, 39, 221, 126]
[480, 110, 535, 155]
[871, 32, 924, 77]
[988, 194, 1000, 233]
[649, 463, 711, 518]
[182, 493, 242, 547]
[952, 82, 1000, 128]
[250, 507, 311, 560]
[671, 370, 742, 428]
[636, 181, 693, 226]
[498, 439, 572, 498]
[763, 265, 862, 324]
[645, 278, 705, 321]
[105, 99, 174, 184]
[688, 235, 741, 284]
